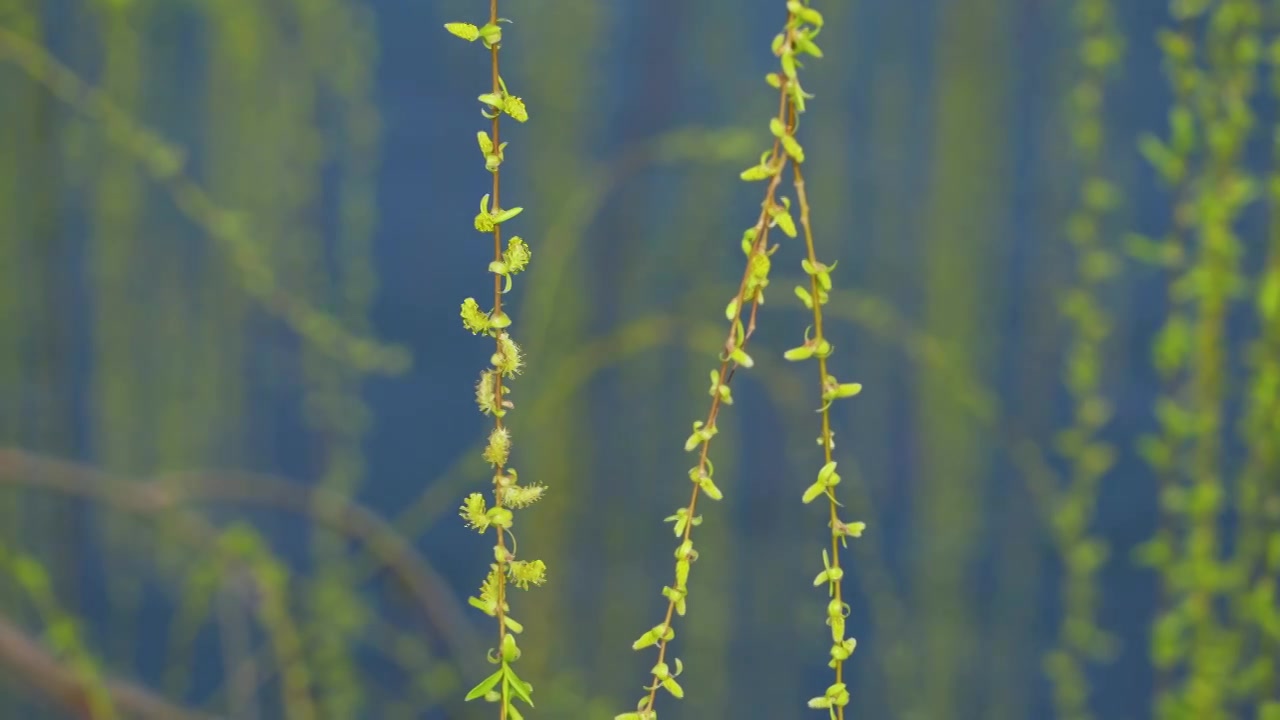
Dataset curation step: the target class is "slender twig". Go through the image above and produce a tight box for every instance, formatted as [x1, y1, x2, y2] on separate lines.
[485, 6, 514, 718]
[446, 2, 541, 715]
[626, 34, 795, 719]
[794, 158, 852, 718]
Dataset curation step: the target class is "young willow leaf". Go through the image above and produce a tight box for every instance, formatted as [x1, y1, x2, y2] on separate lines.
[504, 665, 535, 706]
[464, 669, 504, 701]
[445, 22, 481, 41]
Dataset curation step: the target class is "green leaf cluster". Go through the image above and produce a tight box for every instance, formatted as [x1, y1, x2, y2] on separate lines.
[1128, 3, 1280, 718]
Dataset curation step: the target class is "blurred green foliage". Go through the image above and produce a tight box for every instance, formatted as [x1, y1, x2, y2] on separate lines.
[0, 0, 1277, 718]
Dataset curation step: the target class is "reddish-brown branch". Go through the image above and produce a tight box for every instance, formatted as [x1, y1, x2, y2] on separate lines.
[636, 47, 794, 716]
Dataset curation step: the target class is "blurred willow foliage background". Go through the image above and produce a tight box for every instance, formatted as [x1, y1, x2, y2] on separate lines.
[0, 0, 1278, 719]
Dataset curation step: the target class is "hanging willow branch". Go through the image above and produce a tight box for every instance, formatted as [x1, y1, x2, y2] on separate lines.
[444, 2, 545, 717]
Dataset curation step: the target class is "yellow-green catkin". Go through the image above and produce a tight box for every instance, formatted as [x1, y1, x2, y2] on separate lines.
[446, 6, 545, 719]
[1135, 2, 1264, 718]
[773, 4, 865, 718]
[1043, 3, 1124, 719]
[613, 4, 832, 719]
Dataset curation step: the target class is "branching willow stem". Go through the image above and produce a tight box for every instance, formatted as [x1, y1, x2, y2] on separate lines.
[618, 105, 785, 720]
[617, 4, 830, 719]
[445, 4, 544, 718]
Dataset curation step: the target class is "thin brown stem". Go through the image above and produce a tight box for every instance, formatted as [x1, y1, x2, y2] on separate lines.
[487, 2, 511, 717]
[636, 63, 794, 718]
[794, 161, 845, 719]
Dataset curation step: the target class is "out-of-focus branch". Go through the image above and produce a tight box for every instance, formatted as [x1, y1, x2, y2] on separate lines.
[0, 25, 409, 375]
[0, 448, 481, 669]
[0, 615, 219, 720]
